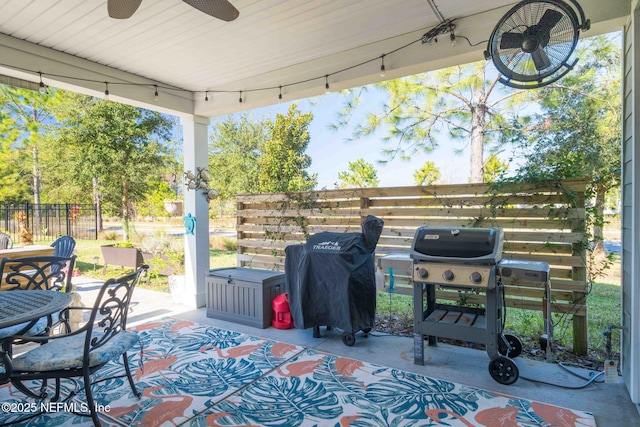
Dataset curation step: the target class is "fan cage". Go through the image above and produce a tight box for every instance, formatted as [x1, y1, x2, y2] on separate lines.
[487, 0, 584, 89]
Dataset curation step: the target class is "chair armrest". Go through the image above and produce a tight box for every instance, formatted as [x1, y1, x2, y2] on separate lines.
[10, 322, 89, 344]
[61, 306, 92, 314]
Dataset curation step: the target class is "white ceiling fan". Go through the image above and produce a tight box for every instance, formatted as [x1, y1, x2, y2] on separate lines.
[108, 0, 239, 21]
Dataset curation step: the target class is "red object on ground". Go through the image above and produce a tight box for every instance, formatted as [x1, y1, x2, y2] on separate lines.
[272, 293, 294, 329]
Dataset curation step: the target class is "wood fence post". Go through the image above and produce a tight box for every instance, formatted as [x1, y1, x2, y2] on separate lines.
[236, 199, 245, 267]
[572, 189, 588, 355]
[360, 195, 370, 225]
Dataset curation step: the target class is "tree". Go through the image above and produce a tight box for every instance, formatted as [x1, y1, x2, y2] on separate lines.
[208, 114, 267, 199]
[0, 85, 60, 212]
[336, 61, 527, 183]
[483, 155, 509, 183]
[336, 158, 379, 188]
[512, 35, 621, 253]
[413, 161, 441, 186]
[0, 105, 26, 202]
[51, 93, 176, 238]
[257, 104, 317, 193]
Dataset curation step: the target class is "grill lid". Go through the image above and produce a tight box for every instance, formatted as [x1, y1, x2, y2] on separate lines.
[410, 227, 503, 263]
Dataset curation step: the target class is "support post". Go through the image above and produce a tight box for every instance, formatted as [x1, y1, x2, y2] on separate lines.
[181, 115, 210, 308]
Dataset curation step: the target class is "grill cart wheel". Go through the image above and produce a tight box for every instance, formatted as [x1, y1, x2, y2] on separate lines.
[498, 334, 523, 358]
[488, 356, 519, 385]
[342, 332, 356, 346]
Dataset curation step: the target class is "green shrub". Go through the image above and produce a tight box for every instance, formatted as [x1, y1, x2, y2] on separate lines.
[210, 235, 237, 251]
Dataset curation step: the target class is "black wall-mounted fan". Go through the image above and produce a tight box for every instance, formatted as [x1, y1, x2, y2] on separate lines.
[108, 0, 239, 21]
[484, 0, 590, 89]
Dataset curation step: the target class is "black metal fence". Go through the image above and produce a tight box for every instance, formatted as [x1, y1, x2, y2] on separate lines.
[0, 203, 97, 243]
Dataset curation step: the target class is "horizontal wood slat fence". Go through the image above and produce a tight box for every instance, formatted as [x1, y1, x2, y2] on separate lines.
[236, 179, 589, 354]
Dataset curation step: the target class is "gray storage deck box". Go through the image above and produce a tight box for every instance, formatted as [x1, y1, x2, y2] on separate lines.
[206, 267, 286, 328]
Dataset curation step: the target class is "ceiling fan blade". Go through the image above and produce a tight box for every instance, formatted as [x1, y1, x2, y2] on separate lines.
[182, 0, 239, 21]
[108, 0, 143, 19]
[531, 48, 552, 71]
[500, 32, 524, 50]
[536, 9, 563, 45]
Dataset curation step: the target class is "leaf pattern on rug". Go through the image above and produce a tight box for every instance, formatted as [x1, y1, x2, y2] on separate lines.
[365, 369, 480, 418]
[0, 318, 597, 427]
[249, 340, 304, 371]
[157, 357, 264, 395]
[215, 376, 343, 427]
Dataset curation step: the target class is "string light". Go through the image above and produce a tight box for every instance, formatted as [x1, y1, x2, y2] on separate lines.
[3, 20, 469, 105]
[38, 72, 47, 94]
[205, 91, 209, 102]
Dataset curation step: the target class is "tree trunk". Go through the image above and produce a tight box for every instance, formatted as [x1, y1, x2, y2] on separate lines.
[31, 141, 42, 228]
[93, 176, 104, 233]
[469, 103, 486, 183]
[122, 180, 130, 241]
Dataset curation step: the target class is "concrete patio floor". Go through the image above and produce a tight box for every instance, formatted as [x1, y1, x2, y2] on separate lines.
[71, 276, 640, 427]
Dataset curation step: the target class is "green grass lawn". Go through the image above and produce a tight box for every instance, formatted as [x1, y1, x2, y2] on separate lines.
[374, 279, 622, 363]
[69, 239, 236, 293]
[68, 237, 621, 362]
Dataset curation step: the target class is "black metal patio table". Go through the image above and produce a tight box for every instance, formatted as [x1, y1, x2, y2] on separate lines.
[0, 290, 71, 330]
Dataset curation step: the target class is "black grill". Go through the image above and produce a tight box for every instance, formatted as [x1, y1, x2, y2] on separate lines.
[411, 226, 523, 385]
[410, 227, 503, 264]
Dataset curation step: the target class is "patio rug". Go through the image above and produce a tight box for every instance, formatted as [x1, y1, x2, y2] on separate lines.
[0, 318, 596, 427]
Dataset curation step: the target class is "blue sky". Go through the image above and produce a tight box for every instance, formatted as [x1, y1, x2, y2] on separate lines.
[225, 33, 622, 190]
[224, 89, 473, 189]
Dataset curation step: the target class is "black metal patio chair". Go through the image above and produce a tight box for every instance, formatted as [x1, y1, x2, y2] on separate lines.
[1, 265, 148, 427]
[0, 255, 77, 341]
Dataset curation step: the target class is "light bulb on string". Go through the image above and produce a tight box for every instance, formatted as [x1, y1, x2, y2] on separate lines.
[38, 72, 47, 94]
[154, 85, 159, 101]
[9, 20, 463, 110]
[205, 91, 209, 102]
